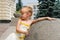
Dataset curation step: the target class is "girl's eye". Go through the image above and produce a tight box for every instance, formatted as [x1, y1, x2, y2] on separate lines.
[26, 13, 28, 15]
[25, 12, 29, 14]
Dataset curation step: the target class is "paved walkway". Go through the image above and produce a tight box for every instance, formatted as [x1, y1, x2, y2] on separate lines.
[0, 18, 18, 40]
[0, 27, 16, 40]
[0, 23, 10, 37]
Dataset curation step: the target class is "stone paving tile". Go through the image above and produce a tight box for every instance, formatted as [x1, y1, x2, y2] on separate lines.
[0, 27, 16, 40]
[0, 18, 17, 38]
[0, 23, 10, 37]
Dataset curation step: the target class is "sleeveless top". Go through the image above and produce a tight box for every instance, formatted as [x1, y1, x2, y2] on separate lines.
[19, 21, 30, 32]
[16, 19, 32, 37]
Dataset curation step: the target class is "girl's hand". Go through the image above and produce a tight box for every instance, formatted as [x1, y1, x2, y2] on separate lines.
[46, 17, 55, 21]
[25, 31, 29, 36]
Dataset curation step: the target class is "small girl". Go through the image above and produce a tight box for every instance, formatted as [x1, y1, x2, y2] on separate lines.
[16, 6, 55, 40]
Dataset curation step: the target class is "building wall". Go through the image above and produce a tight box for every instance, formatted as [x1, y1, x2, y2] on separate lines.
[0, 0, 16, 20]
[9, 0, 16, 18]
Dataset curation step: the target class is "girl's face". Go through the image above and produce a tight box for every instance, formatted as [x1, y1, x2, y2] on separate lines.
[21, 8, 32, 20]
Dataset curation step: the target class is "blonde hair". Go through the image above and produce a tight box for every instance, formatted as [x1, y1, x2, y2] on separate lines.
[20, 6, 33, 16]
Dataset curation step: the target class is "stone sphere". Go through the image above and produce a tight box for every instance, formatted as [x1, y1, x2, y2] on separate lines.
[25, 19, 60, 40]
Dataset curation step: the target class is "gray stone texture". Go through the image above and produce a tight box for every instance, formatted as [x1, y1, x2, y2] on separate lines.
[25, 18, 60, 40]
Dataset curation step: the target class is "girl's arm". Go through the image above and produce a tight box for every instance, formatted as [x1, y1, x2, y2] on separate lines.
[16, 19, 28, 34]
[31, 17, 55, 24]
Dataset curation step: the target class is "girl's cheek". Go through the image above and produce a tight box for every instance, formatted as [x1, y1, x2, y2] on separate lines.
[28, 14, 31, 17]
